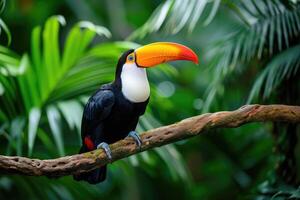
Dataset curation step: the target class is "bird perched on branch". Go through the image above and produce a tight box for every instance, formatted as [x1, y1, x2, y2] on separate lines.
[73, 42, 198, 184]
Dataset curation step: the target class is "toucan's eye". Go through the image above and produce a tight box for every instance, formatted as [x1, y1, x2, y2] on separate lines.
[127, 54, 134, 62]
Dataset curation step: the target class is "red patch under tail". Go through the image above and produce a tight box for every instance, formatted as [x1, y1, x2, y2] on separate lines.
[84, 136, 95, 150]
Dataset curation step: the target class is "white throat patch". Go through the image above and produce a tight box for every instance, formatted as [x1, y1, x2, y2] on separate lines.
[121, 63, 150, 103]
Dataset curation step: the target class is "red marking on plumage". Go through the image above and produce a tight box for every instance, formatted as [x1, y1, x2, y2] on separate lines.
[84, 136, 94, 150]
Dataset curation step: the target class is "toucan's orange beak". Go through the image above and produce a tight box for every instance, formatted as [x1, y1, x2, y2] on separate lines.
[135, 42, 198, 68]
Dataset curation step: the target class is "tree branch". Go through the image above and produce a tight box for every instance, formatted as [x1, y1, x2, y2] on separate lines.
[0, 104, 299, 177]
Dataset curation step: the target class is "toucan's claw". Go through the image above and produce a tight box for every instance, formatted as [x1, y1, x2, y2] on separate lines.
[97, 142, 112, 160]
[127, 131, 142, 150]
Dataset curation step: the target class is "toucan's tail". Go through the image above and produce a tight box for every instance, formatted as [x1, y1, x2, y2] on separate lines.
[73, 165, 107, 184]
[73, 146, 107, 184]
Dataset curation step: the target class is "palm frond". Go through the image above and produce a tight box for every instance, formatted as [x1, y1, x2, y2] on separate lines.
[21, 16, 113, 155]
[202, 0, 300, 109]
[0, 46, 21, 75]
[0, 0, 5, 13]
[0, 16, 113, 155]
[0, 0, 11, 46]
[46, 106, 65, 156]
[8, 116, 25, 156]
[0, 18, 11, 46]
[247, 44, 300, 102]
[127, 0, 223, 40]
[28, 108, 41, 156]
[209, 0, 300, 77]
[0, 47, 23, 119]
[28, 16, 111, 109]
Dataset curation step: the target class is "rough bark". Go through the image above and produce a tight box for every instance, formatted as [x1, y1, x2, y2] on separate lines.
[0, 104, 299, 178]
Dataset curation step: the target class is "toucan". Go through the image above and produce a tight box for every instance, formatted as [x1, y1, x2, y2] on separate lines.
[73, 42, 198, 184]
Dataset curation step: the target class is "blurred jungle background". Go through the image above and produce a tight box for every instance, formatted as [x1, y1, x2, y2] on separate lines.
[0, 0, 299, 199]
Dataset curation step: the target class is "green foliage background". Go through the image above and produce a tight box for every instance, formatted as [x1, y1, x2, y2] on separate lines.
[0, 0, 299, 199]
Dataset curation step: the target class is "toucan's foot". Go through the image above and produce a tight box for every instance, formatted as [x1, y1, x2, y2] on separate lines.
[97, 142, 112, 160]
[126, 131, 142, 150]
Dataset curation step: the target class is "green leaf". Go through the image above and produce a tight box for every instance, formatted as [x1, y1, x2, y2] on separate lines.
[0, 18, 11, 46]
[57, 100, 83, 134]
[155, 145, 190, 182]
[0, 46, 21, 76]
[42, 16, 62, 92]
[188, 0, 208, 32]
[128, 0, 222, 40]
[28, 108, 41, 156]
[0, 81, 4, 95]
[208, 0, 300, 75]
[36, 128, 56, 156]
[17, 55, 32, 112]
[10, 117, 25, 155]
[46, 106, 65, 156]
[78, 21, 111, 38]
[204, 1, 300, 110]
[248, 44, 300, 102]
[127, 0, 173, 40]
[0, 0, 6, 14]
[203, 0, 221, 26]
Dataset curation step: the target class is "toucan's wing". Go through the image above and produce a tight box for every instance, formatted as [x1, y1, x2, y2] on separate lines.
[81, 89, 115, 140]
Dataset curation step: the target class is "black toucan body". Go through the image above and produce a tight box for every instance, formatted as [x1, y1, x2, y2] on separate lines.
[73, 42, 198, 184]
